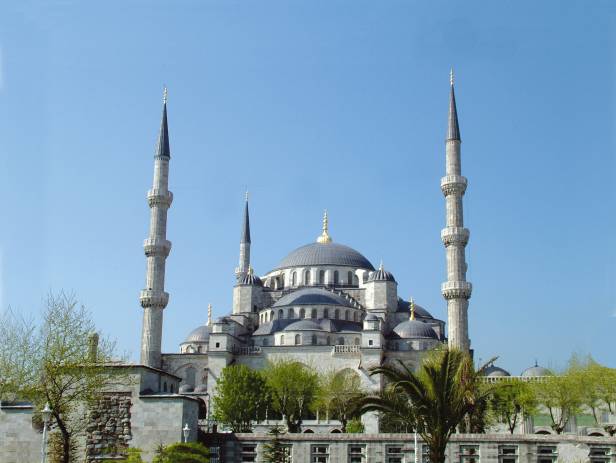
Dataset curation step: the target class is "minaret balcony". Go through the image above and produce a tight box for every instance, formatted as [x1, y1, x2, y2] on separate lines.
[441, 281, 472, 300]
[440, 175, 467, 196]
[143, 238, 172, 257]
[139, 290, 169, 309]
[440, 227, 470, 247]
[147, 189, 173, 207]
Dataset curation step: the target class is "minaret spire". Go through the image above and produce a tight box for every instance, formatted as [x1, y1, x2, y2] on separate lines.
[236, 193, 251, 278]
[441, 72, 472, 352]
[139, 88, 174, 368]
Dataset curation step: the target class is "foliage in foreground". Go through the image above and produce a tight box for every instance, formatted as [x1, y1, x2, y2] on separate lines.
[153, 442, 210, 463]
[262, 425, 291, 463]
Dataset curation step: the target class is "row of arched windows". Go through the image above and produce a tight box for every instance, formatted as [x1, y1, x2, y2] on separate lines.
[259, 307, 362, 324]
[276, 334, 361, 346]
[286, 270, 360, 288]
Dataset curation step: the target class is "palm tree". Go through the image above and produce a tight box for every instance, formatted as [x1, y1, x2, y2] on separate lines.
[361, 348, 493, 463]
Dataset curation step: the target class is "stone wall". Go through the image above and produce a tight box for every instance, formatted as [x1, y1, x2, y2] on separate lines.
[0, 404, 41, 463]
[86, 393, 132, 461]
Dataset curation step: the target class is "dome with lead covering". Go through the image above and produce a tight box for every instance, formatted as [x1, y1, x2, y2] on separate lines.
[184, 325, 210, 343]
[392, 320, 438, 339]
[369, 264, 396, 282]
[397, 298, 433, 319]
[284, 320, 323, 331]
[521, 364, 552, 377]
[483, 365, 511, 377]
[273, 288, 355, 308]
[276, 242, 374, 270]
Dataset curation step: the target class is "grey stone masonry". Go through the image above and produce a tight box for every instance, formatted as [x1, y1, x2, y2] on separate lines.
[140, 90, 173, 368]
[85, 393, 132, 462]
[442, 73, 472, 352]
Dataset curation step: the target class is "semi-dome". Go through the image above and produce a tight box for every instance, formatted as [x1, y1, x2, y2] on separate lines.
[273, 288, 355, 308]
[483, 365, 511, 377]
[284, 320, 322, 331]
[397, 298, 433, 319]
[521, 364, 552, 377]
[277, 242, 374, 270]
[184, 325, 210, 343]
[392, 320, 438, 339]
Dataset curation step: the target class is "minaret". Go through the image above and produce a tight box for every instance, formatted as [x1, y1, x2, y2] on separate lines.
[235, 192, 251, 279]
[139, 88, 173, 368]
[441, 70, 472, 352]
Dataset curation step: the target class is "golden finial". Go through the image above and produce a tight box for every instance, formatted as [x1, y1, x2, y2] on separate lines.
[163, 86, 168, 104]
[207, 303, 212, 326]
[409, 297, 416, 320]
[316, 210, 332, 244]
[449, 68, 454, 86]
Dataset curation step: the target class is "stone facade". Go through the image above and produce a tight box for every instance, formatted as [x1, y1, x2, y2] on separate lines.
[85, 394, 132, 461]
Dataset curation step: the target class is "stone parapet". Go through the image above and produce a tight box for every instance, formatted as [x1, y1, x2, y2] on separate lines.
[441, 227, 470, 247]
[139, 290, 169, 309]
[441, 281, 472, 299]
[440, 175, 467, 196]
[143, 238, 172, 257]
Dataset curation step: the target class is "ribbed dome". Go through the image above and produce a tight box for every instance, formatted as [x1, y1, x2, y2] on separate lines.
[521, 365, 552, 377]
[483, 365, 511, 377]
[277, 242, 374, 270]
[369, 264, 396, 282]
[392, 320, 438, 339]
[273, 288, 354, 308]
[237, 272, 263, 286]
[184, 325, 210, 343]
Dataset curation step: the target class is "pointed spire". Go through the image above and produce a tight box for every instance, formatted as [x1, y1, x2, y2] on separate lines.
[207, 303, 212, 326]
[447, 69, 461, 142]
[316, 210, 332, 244]
[409, 297, 416, 320]
[156, 86, 171, 158]
[241, 192, 251, 244]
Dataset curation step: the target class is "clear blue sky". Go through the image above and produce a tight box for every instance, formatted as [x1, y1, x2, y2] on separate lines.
[0, 1, 614, 374]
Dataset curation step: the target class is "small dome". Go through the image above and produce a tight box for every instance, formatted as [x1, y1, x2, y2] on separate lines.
[483, 365, 511, 377]
[276, 242, 374, 270]
[392, 320, 438, 339]
[237, 271, 263, 286]
[184, 325, 210, 343]
[284, 320, 322, 331]
[179, 384, 194, 393]
[368, 264, 396, 282]
[521, 364, 552, 377]
[273, 288, 354, 308]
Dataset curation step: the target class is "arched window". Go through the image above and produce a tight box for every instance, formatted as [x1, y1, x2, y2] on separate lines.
[197, 346, 202, 353]
[334, 271, 339, 285]
[295, 334, 301, 345]
[353, 312, 358, 322]
[289, 308, 295, 319]
[311, 334, 317, 345]
[292, 271, 297, 287]
[262, 338, 269, 346]
[270, 311, 274, 322]
[304, 271, 311, 286]
[345, 310, 350, 321]
[324, 308, 329, 319]
[354, 337, 360, 345]
[326, 336, 331, 346]
[347, 271, 353, 285]
[319, 270, 325, 285]
[337, 337, 345, 345]
[334, 309, 339, 320]
[353, 275, 359, 286]
[280, 335, 285, 345]
[278, 309, 284, 319]
[300, 308, 306, 319]
[311, 308, 317, 318]
[280, 274, 285, 288]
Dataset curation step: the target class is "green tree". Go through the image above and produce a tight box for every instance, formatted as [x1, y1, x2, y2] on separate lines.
[313, 369, 364, 432]
[360, 349, 492, 463]
[362, 385, 417, 433]
[264, 360, 319, 433]
[532, 369, 582, 434]
[490, 380, 537, 434]
[262, 425, 291, 463]
[102, 448, 144, 463]
[153, 442, 209, 463]
[212, 364, 268, 432]
[0, 292, 124, 463]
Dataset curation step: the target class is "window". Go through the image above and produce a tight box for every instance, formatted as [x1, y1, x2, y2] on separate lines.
[334, 271, 339, 285]
[319, 270, 325, 284]
[460, 445, 479, 463]
[324, 308, 329, 319]
[292, 271, 297, 286]
[311, 308, 317, 318]
[295, 334, 301, 345]
[362, 273, 368, 283]
[347, 271, 353, 285]
[163, 382, 168, 392]
[334, 309, 340, 319]
[345, 310, 350, 320]
[311, 334, 317, 345]
[215, 342, 220, 348]
[197, 346, 202, 353]
[354, 275, 359, 285]
[241, 445, 257, 462]
[305, 271, 311, 285]
[327, 336, 331, 345]
[289, 308, 295, 319]
[354, 337, 360, 345]
[537, 446, 557, 463]
[270, 311, 274, 321]
[337, 337, 345, 345]
[589, 447, 611, 463]
[353, 312, 358, 322]
[368, 339, 373, 346]
[281, 274, 285, 288]
[499, 445, 517, 463]
[311, 445, 329, 463]
[262, 338, 269, 346]
[280, 335, 285, 345]
[300, 308, 306, 319]
[348, 445, 366, 463]
[279, 309, 284, 319]
[386, 446, 404, 463]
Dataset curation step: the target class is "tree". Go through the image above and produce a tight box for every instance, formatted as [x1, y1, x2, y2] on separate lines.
[490, 380, 537, 434]
[0, 292, 124, 463]
[212, 364, 268, 432]
[313, 369, 364, 432]
[360, 349, 492, 463]
[153, 442, 210, 463]
[262, 425, 291, 463]
[361, 385, 417, 433]
[264, 360, 319, 433]
[532, 370, 582, 434]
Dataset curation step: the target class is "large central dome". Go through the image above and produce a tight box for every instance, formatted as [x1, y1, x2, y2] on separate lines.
[277, 242, 375, 270]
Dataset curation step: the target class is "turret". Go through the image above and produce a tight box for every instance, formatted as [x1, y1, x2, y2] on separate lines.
[139, 88, 173, 368]
[441, 70, 472, 352]
[364, 262, 398, 317]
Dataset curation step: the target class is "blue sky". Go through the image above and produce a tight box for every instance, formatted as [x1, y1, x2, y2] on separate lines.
[0, 1, 614, 374]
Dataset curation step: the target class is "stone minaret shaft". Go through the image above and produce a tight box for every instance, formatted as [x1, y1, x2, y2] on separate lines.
[140, 89, 173, 368]
[237, 195, 251, 277]
[441, 72, 472, 352]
